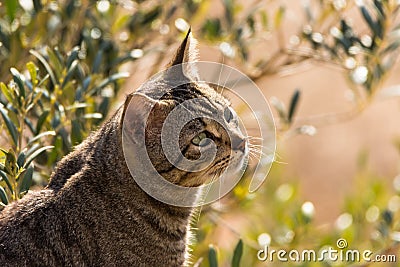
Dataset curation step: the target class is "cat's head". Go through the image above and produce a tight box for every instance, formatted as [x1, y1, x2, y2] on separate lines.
[122, 30, 248, 188]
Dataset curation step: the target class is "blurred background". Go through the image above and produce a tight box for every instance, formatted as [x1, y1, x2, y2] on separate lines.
[0, 0, 400, 266]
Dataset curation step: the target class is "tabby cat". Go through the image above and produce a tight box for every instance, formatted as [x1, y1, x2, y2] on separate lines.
[0, 30, 247, 266]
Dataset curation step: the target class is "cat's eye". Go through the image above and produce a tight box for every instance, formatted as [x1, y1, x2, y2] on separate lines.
[191, 132, 211, 147]
[224, 107, 234, 123]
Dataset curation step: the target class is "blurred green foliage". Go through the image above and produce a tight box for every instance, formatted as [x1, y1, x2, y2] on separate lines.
[0, 0, 400, 266]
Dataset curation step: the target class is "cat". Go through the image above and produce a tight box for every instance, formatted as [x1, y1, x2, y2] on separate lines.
[0, 30, 248, 266]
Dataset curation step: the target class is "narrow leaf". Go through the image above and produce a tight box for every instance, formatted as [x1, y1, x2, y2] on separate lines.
[232, 239, 243, 267]
[1, 82, 13, 104]
[0, 107, 18, 146]
[0, 170, 13, 193]
[360, 6, 380, 38]
[5, 150, 16, 176]
[87, 72, 129, 96]
[274, 6, 286, 28]
[29, 49, 57, 86]
[46, 47, 63, 78]
[373, 0, 384, 18]
[66, 46, 80, 69]
[288, 90, 301, 123]
[71, 120, 83, 145]
[10, 68, 25, 99]
[61, 60, 79, 88]
[17, 152, 25, 167]
[26, 62, 38, 86]
[28, 131, 56, 146]
[0, 186, 8, 205]
[208, 245, 218, 267]
[24, 146, 54, 168]
[33, 0, 42, 12]
[5, 0, 18, 22]
[35, 110, 49, 134]
[92, 49, 104, 73]
[83, 113, 103, 119]
[19, 166, 33, 194]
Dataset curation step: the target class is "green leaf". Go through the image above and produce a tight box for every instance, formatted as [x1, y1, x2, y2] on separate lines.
[66, 46, 80, 69]
[83, 113, 103, 119]
[0, 186, 8, 205]
[82, 76, 92, 93]
[61, 60, 79, 88]
[92, 49, 104, 73]
[87, 72, 129, 96]
[0, 107, 18, 146]
[24, 146, 54, 168]
[5, 0, 18, 22]
[30, 49, 58, 86]
[373, 0, 384, 18]
[17, 152, 25, 167]
[274, 6, 286, 29]
[382, 210, 393, 226]
[1, 82, 13, 104]
[0, 170, 13, 193]
[19, 166, 33, 194]
[208, 245, 218, 267]
[28, 131, 56, 146]
[4, 149, 16, 176]
[36, 110, 49, 134]
[360, 6, 381, 39]
[46, 47, 63, 79]
[99, 97, 110, 117]
[26, 62, 38, 86]
[232, 239, 243, 267]
[202, 19, 222, 40]
[32, 0, 42, 13]
[260, 11, 268, 30]
[10, 67, 26, 99]
[223, 0, 234, 27]
[382, 40, 400, 55]
[26, 89, 43, 113]
[288, 90, 301, 124]
[71, 120, 83, 145]
[47, 135, 62, 165]
[247, 16, 255, 33]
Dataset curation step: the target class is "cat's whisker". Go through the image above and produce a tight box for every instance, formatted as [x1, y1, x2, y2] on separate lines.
[247, 144, 264, 148]
[246, 141, 282, 160]
[220, 62, 233, 98]
[273, 160, 289, 165]
[248, 146, 272, 155]
[223, 77, 241, 97]
[245, 136, 264, 141]
[247, 148, 286, 165]
[216, 56, 225, 94]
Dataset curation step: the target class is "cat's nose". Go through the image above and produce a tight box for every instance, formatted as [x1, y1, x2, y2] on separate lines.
[232, 136, 246, 152]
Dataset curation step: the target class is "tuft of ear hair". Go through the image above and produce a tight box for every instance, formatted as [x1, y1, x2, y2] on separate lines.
[169, 28, 199, 66]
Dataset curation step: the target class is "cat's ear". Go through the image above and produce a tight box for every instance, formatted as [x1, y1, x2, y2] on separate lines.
[169, 28, 199, 66]
[122, 93, 170, 142]
[167, 28, 199, 80]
